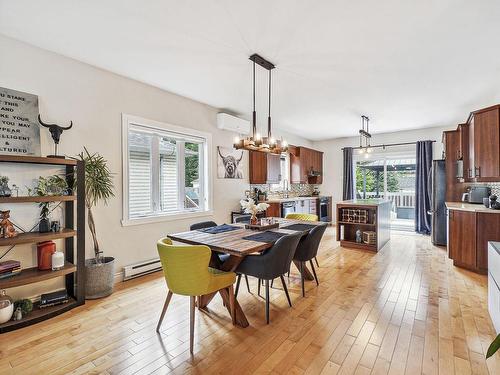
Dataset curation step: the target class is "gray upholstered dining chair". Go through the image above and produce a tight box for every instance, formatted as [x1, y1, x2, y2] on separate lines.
[234, 232, 303, 324]
[293, 224, 328, 297]
[189, 221, 250, 294]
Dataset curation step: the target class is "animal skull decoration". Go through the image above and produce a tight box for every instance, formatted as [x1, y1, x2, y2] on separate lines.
[38, 114, 73, 158]
[218, 148, 243, 178]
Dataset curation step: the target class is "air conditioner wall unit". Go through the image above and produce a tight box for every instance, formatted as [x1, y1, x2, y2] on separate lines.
[217, 113, 250, 135]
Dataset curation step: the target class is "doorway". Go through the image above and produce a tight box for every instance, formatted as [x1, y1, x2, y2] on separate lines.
[354, 148, 416, 232]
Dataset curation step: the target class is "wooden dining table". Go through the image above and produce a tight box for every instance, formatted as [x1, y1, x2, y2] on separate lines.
[168, 217, 325, 328]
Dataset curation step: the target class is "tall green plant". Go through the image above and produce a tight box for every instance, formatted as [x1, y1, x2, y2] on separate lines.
[75, 148, 114, 261]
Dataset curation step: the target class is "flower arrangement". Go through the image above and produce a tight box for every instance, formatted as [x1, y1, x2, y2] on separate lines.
[240, 198, 269, 224]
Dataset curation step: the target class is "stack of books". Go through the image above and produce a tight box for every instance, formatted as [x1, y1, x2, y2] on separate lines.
[0, 260, 21, 280]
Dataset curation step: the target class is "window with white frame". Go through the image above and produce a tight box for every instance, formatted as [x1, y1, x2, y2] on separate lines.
[122, 115, 211, 224]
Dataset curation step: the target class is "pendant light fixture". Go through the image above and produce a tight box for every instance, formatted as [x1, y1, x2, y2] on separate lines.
[358, 115, 373, 157]
[233, 54, 288, 154]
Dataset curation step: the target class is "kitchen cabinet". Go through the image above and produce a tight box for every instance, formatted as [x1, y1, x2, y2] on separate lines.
[457, 123, 470, 181]
[265, 202, 281, 218]
[443, 130, 463, 202]
[447, 207, 500, 274]
[290, 146, 323, 184]
[249, 151, 281, 184]
[468, 106, 500, 181]
[448, 210, 476, 270]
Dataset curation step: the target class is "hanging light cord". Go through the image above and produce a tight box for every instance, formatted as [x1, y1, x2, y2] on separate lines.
[268, 69, 272, 139]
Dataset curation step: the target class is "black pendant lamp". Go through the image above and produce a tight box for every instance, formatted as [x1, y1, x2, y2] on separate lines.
[234, 54, 287, 154]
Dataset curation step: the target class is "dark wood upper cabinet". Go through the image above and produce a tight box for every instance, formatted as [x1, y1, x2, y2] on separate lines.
[289, 146, 323, 184]
[249, 151, 280, 184]
[443, 130, 463, 202]
[469, 106, 500, 181]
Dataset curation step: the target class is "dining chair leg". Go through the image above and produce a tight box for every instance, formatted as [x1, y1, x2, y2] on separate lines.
[258, 278, 261, 297]
[300, 262, 305, 297]
[228, 285, 235, 324]
[244, 275, 251, 293]
[235, 274, 242, 299]
[156, 290, 173, 333]
[314, 256, 319, 268]
[270, 278, 274, 288]
[190, 296, 196, 354]
[280, 275, 292, 307]
[265, 279, 270, 324]
[310, 260, 319, 286]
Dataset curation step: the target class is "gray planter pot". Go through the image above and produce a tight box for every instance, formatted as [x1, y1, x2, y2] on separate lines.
[85, 257, 115, 299]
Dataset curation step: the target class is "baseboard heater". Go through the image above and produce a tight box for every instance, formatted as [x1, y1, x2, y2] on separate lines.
[123, 258, 162, 281]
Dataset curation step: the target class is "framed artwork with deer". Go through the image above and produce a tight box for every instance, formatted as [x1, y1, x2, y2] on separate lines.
[217, 146, 244, 179]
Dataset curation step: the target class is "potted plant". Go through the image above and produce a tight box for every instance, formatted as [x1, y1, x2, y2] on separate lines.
[34, 175, 69, 233]
[74, 148, 115, 299]
[0, 176, 12, 197]
[240, 198, 269, 224]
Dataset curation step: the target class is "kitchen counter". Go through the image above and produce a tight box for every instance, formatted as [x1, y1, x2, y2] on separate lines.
[337, 198, 391, 206]
[445, 202, 500, 214]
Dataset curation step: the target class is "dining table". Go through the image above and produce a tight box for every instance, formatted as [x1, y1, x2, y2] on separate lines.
[168, 217, 325, 328]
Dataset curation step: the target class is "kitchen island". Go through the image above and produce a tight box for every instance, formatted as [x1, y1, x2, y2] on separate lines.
[336, 199, 391, 251]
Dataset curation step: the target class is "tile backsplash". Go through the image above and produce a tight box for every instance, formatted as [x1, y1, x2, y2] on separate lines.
[488, 182, 500, 196]
[249, 183, 319, 198]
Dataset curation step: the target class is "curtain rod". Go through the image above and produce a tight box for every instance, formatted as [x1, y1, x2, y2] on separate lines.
[341, 140, 436, 151]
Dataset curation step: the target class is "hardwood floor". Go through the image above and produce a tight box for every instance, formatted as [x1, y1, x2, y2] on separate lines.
[1, 228, 499, 374]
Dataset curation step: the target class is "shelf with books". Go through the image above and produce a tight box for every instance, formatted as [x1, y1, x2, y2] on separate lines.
[0, 262, 76, 289]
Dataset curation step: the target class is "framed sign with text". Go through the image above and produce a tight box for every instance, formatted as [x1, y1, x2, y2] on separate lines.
[0, 87, 41, 156]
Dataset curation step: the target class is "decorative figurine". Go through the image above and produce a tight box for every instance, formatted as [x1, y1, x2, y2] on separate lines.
[38, 114, 73, 158]
[0, 210, 17, 238]
[0, 176, 11, 197]
[13, 307, 23, 321]
[356, 229, 362, 243]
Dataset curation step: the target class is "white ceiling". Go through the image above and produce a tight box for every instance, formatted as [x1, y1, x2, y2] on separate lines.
[1, 0, 500, 141]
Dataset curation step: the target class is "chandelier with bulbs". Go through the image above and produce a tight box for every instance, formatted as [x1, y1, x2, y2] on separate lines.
[358, 115, 373, 157]
[233, 54, 288, 154]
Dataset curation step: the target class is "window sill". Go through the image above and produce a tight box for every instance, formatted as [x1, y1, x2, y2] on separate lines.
[121, 210, 214, 227]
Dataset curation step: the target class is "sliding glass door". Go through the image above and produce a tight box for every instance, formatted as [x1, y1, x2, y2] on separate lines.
[354, 148, 416, 231]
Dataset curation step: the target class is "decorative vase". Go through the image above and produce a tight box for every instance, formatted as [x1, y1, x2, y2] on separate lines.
[250, 213, 258, 225]
[0, 290, 13, 324]
[39, 218, 50, 233]
[0, 186, 11, 197]
[37, 241, 56, 270]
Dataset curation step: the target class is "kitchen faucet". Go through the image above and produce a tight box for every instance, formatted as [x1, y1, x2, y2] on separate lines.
[283, 178, 289, 198]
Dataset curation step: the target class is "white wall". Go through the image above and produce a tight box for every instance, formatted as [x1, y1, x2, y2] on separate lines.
[312, 126, 453, 222]
[0, 35, 310, 298]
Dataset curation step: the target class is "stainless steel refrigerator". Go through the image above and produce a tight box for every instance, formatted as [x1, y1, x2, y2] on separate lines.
[430, 159, 447, 246]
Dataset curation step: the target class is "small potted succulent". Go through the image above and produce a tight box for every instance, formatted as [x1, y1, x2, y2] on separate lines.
[73, 148, 115, 299]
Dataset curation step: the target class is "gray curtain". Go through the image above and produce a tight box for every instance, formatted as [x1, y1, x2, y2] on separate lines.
[415, 140, 433, 234]
[342, 147, 354, 200]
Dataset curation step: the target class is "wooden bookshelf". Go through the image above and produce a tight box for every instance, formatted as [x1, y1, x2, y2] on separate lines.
[0, 155, 85, 333]
[0, 229, 76, 246]
[0, 195, 76, 203]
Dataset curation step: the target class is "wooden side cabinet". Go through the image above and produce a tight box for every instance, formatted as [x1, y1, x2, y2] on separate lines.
[249, 151, 281, 184]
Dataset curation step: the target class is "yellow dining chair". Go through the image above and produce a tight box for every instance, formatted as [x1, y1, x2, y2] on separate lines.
[285, 213, 320, 267]
[285, 213, 319, 221]
[156, 237, 236, 354]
